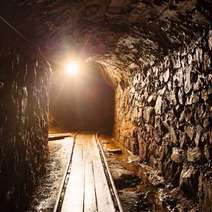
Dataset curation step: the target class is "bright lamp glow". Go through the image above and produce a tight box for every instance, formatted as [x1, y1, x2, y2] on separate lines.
[65, 61, 79, 76]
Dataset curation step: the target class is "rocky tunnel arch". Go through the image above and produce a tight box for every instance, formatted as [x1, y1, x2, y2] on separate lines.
[0, 0, 212, 211]
[49, 61, 116, 135]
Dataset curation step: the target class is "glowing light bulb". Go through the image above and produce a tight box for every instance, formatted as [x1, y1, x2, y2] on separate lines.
[65, 61, 79, 76]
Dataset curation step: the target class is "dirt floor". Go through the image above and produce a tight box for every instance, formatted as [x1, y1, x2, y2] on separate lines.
[27, 137, 73, 212]
[100, 135, 198, 212]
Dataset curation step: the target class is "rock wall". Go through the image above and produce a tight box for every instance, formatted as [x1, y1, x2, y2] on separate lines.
[0, 22, 51, 210]
[115, 31, 212, 210]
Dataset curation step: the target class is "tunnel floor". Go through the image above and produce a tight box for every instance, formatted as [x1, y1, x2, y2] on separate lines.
[28, 133, 198, 212]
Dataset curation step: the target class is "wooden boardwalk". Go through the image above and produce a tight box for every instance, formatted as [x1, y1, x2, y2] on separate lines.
[56, 134, 122, 212]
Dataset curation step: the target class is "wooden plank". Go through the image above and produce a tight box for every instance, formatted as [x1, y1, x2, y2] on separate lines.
[90, 135, 116, 212]
[53, 136, 75, 212]
[48, 133, 72, 140]
[84, 138, 98, 212]
[96, 136, 124, 212]
[60, 134, 116, 212]
[61, 139, 84, 212]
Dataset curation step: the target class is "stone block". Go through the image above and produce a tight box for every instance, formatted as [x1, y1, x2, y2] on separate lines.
[171, 147, 185, 163]
[180, 165, 198, 199]
[143, 106, 154, 123]
[187, 147, 202, 162]
[155, 95, 162, 114]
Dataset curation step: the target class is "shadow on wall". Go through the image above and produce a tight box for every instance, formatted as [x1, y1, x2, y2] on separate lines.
[49, 62, 115, 135]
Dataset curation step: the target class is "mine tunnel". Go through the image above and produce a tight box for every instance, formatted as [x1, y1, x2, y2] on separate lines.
[0, 0, 212, 212]
[49, 62, 115, 134]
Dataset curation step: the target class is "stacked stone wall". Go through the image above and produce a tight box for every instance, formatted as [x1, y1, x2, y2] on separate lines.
[115, 31, 212, 210]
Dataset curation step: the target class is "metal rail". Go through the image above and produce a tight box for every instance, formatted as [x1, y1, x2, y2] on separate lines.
[95, 134, 124, 212]
[53, 134, 77, 212]
[53, 133, 123, 212]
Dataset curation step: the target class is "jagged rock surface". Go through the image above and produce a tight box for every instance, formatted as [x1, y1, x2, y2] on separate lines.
[0, 22, 51, 210]
[114, 32, 212, 210]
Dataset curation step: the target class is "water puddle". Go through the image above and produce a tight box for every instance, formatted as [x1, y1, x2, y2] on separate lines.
[100, 135, 169, 212]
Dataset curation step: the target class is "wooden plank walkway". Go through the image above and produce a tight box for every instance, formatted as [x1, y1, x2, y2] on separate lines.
[60, 134, 117, 212]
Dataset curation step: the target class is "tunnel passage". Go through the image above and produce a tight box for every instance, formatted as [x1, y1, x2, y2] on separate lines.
[49, 62, 115, 134]
[1, 0, 212, 211]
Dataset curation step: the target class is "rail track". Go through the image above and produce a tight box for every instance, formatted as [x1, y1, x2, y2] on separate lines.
[53, 133, 123, 212]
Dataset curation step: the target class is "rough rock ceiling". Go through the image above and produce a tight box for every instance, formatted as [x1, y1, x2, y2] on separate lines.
[1, 0, 212, 68]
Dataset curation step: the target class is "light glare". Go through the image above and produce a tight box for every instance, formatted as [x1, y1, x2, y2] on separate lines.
[65, 61, 79, 76]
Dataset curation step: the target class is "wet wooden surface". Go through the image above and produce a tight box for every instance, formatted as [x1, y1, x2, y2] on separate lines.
[61, 134, 116, 212]
[48, 133, 73, 141]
